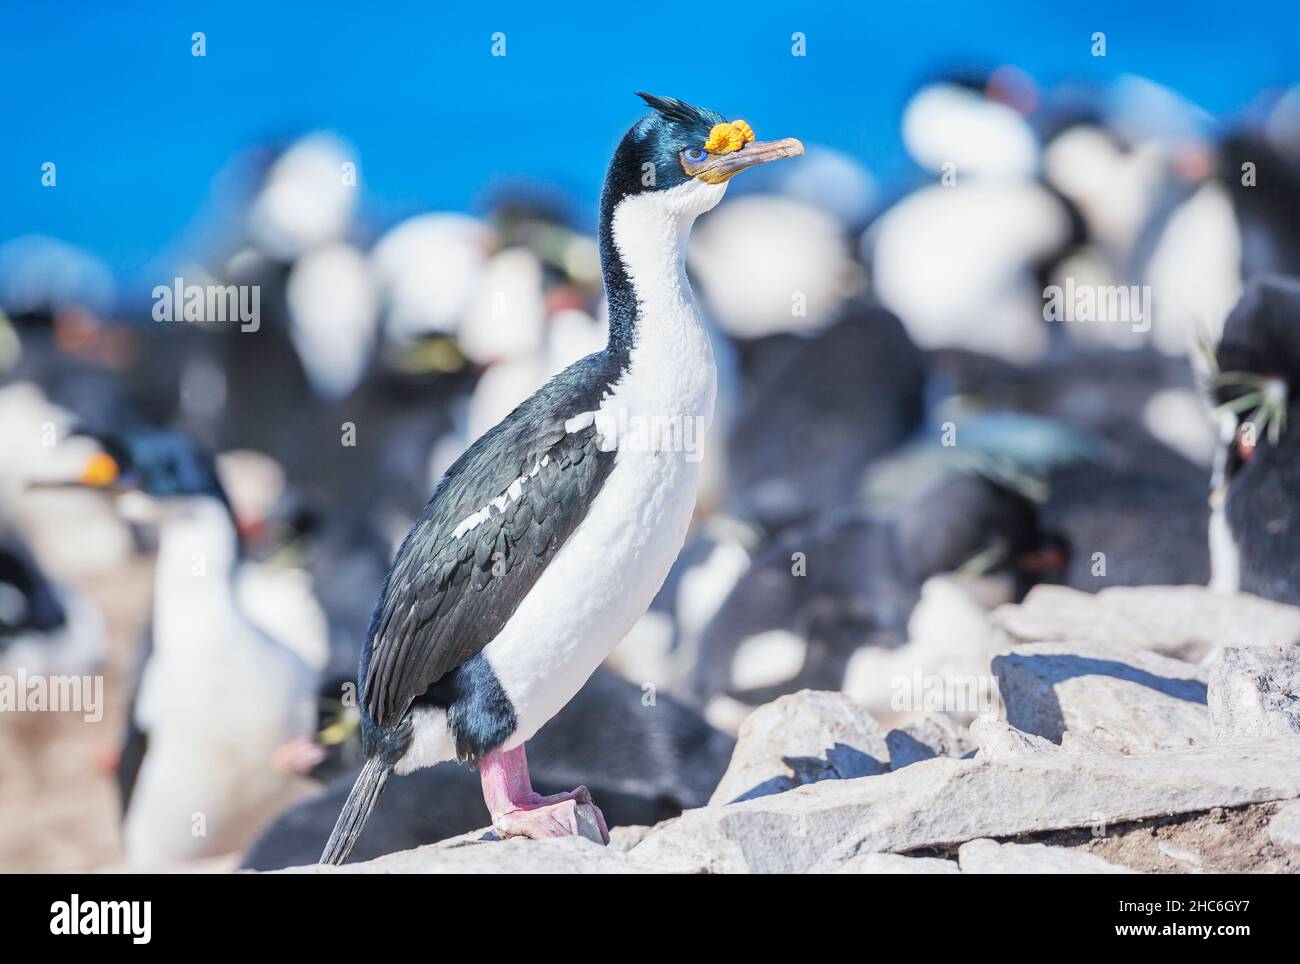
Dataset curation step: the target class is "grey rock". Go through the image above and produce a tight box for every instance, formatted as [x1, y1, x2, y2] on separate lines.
[573, 803, 606, 843]
[607, 824, 654, 852]
[707, 690, 888, 806]
[958, 838, 1136, 874]
[1268, 799, 1300, 847]
[1059, 731, 1121, 755]
[993, 642, 1210, 753]
[286, 833, 644, 874]
[970, 715, 1063, 760]
[993, 586, 1300, 662]
[886, 713, 975, 770]
[1208, 646, 1300, 741]
[1157, 841, 1204, 870]
[628, 739, 1300, 874]
[831, 852, 960, 874]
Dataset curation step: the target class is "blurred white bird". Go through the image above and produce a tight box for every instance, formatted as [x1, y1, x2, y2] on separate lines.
[248, 134, 358, 261]
[371, 213, 491, 342]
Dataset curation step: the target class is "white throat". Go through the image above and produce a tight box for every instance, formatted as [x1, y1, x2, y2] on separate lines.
[611, 179, 724, 325]
[606, 179, 723, 423]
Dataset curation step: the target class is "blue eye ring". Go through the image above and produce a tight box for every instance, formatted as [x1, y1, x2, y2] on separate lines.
[683, 147, 707, 163]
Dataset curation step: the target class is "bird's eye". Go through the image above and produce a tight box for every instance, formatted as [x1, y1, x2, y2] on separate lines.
[684, 147, 706, 163]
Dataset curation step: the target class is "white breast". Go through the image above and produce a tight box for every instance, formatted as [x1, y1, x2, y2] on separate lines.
[491, 439, 706, 745]
[487, 181, 721, 746]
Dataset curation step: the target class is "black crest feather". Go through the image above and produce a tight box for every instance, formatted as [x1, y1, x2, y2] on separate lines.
[635, 92, 724, 130]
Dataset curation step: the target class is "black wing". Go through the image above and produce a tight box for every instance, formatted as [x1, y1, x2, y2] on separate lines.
[362, 361, 618, 728]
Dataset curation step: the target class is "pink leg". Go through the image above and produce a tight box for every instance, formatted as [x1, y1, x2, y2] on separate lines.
[479, 744, 609, 844]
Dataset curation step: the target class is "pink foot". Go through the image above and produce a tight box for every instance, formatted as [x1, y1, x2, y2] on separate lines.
[480, 746, 610, 845]
[494, 799, 585, 839]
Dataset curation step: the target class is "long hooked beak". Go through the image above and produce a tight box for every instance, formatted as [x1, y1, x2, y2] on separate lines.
[683, 137, 805, 184]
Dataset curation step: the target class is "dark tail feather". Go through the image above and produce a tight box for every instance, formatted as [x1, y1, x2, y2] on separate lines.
[320, 756, 392, 865]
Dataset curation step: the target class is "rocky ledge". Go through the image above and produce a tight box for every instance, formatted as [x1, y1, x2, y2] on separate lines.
[286, 586, 1300, 874]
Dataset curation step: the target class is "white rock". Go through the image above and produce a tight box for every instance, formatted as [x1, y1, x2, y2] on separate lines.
[286, 825, 643, 875]
[886, 713, 974, 769]
[970, 715, 1062, 760]
[1208, 646, 1300, 741]
[1268, 799, 1300, 847]
[993, 586, 1300, 662]
[629, 739, 1300, 874]
[831, 852, 960, 874]
[707, 690, 888, 806]
[993, 642, 1211, 753]
[958, 838, 1136, 874]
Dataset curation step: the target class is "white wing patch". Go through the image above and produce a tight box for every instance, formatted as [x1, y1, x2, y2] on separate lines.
[564, 411, 595, 434]
[566, 407, 622, 453]
[451, 456, 550, 540]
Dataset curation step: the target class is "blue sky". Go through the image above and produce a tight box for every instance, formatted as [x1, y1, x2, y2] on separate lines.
[5, 1, 1299, 290]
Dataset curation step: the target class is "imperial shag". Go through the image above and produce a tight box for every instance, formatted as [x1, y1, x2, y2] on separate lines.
[320, 93, 802, 863]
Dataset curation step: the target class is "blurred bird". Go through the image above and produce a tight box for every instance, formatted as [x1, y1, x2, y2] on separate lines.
[691, 472, 1065, 718]
[63, 429, 320, 863]
[724, 303, 926, 532]
[1206, 274, 1300, 604]
[924, 358, 1215, 588]
[688, 194, 856, 339]
[608, 515, 757, 691]
[1141, 126, 1300, 356]
[0, 526, 103, 674]
[868, 74, 1077, 361]
[371, 213, 491, 343]
[319, 93, 804, 864]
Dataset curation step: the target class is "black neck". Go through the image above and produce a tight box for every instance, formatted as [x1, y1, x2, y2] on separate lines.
[598, 182, 637, 366]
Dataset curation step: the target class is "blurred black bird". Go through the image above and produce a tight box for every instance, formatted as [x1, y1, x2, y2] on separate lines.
[1208, 274, 1300, 604]
[0, 526, 102, 674]
[725, 303, 926, 533]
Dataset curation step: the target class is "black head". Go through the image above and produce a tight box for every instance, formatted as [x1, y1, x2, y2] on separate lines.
[599, 94, 803, 349]
[602, 93, 803, 205]
[609, 94, 727, 199]
[1216, 274, 1300, 393]
[74, 428, 228, 503]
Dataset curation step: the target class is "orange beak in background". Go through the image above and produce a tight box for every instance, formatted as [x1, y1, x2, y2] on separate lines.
[80, 452, 120, 488]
